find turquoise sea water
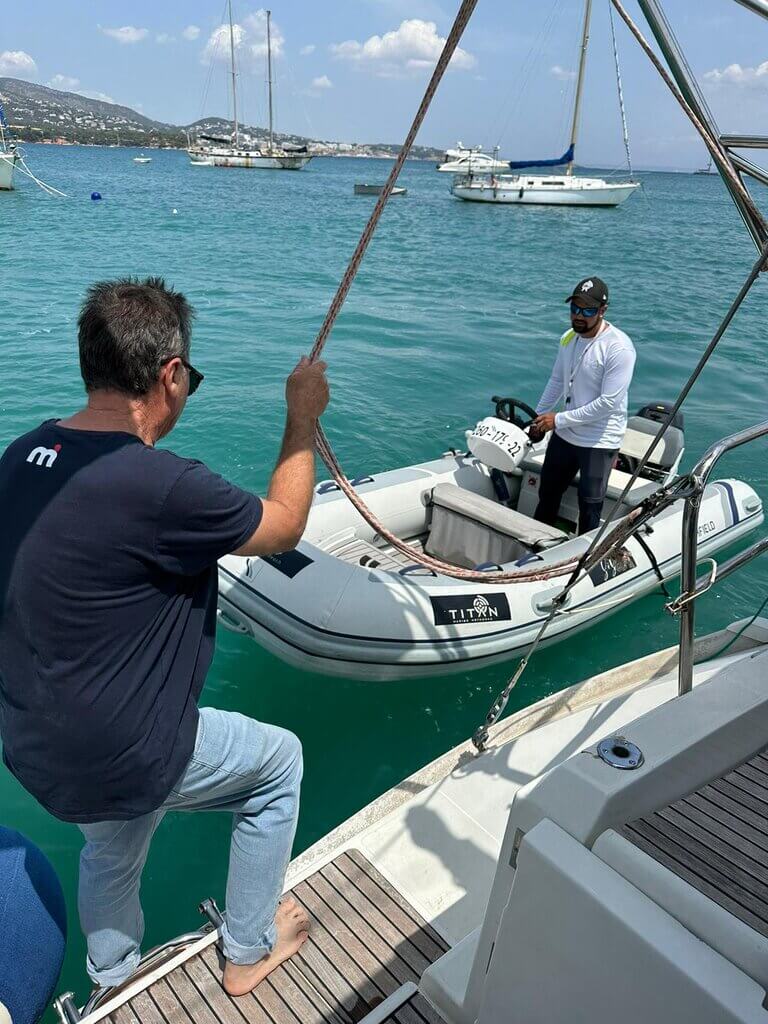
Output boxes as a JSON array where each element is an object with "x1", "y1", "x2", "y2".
[{"x1": 2, "y1": 145, "x2": 767, "y2": 1006}]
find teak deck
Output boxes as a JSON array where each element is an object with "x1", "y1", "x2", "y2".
[
  {"x1": 106, "y1": 850, "x2": 448, "y2": 1024},
  {"x1": 620, "y1": 745, "x2": 768, "y2": 939}
]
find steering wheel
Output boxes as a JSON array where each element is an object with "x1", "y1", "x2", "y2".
[{"x1": 491, "y1": 396, "x2": 538, "y2": 429}]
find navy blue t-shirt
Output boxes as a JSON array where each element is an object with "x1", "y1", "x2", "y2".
[{"x1": 0, "y1": 421, "x2": 262, "y2": 822}]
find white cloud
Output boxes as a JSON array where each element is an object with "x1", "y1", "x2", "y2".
[
  {"x1": 0, "y1": 50, "x2": 38, "y2": 79},
  {"x1": 300, "y1": 44, "x2": 316, "y2": 56},
  {"x1": 48, "y1": 73, "x2": 80, "y2": 90},
  {"x1": 311, "y1": 74, "x2": 332, "y2": 89},
  {"x1": 330, "y1": 19, "x2": 475, "y2": 78},
  {"x1": 203, "y1": 9, "x2": 284, "y2": 68},
  {"x1": 551, "y1": 64, "x2": 576, "y2": 81},
  {"x1": 156, "y1": 33, "x2": 174, "y2": 44},
  {"x1": 703, "y1": 61, "x2": 768, "y2": 90},
  {"x1": 183, "y1": 25, "x2": 201, "y2": 41},
  {"x1": 100, "y1": 26, "x2": 149, "y2": 45}
]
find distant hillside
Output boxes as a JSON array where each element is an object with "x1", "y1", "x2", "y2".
[{"x1": 0, "y1": 77, "x2": 443, "y2": 159}]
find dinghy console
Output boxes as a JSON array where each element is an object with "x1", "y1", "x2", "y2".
[{"x1": 464, "y1": 396, "x2": 537, "y2": 473}]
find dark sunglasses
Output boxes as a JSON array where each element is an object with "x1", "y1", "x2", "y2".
[
  {"x1": 182, "y1": 359, "x2": 204, "y2": 395},
  {"x1": 164, "y1": 356, "x2": 204, "y2": 395},
  {"x1": 570, "y1": 302, "x2": 600, "y2": 318}
]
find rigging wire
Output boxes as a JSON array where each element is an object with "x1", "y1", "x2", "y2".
[
  {"x1": 470, "y1": 234, "x2": 768, "y2": 751},
  {"x1": 608, "y1": 0, "x2": 633, "y2": 178}
]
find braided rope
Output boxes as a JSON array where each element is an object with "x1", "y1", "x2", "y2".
[{"x1": 307, "y1": 0, "x2": 596, "y2": 584}]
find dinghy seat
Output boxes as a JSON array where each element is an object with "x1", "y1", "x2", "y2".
[
  {"x1": 618, "y1": 416, "x2": 684, "y2": 473},
  {"x1": 426, "y1": 483, "x2": 568, "y2": 570}
]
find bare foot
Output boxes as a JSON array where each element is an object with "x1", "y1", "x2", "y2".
[{"x1": 222, "y1": 897, "x2": 310, "y2": 997}]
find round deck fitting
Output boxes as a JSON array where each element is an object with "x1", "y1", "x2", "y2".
[{"x1": 597, "y1": 736, "x2": 644, "y2": 770}]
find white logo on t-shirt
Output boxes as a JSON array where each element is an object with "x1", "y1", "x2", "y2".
[{"x1": 26, "y1": 445, "x2": 61, "y2": 468}]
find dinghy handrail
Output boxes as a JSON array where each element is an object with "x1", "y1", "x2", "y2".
[{"x1": 674, "y1": 419, "x2": 768, "y2": 696}]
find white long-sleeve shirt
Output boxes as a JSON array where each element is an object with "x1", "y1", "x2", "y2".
[{"x1": 536, "y1": 321, "x2": 636, "y2": 449}]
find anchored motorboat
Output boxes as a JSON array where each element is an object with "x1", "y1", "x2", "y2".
[
  {"x1": 354, "y1": 183, "x2": 407, "y2": 196},
  {"x1": 436, "y1": 143, "x2": 509, "y2": 174},
  {"x1": 217, "y1": 399, "x2": 762, "y2": 680},
  {"x1": 133, "y1": 154, "x2": 152, "y2": 164}
]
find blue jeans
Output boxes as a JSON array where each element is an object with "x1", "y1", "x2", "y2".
[{"x1": 77, "y1": 707, "x2": 303, "y2": 989}]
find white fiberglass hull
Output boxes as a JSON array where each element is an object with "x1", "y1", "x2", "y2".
[
  {"x1": 188, "y1": 147, "x2": 311, "y2": 170},
  {"x1": 452, "y1": 175, "x2": 639, "y2": 207},
  {"x1": 0, "y1": 151, "x2": 18, "y2": 190},
  {"x1": 437, "y1": 158, "x2": 509, "y2": 173},
  {"x1": 217, "y1": 454, "x2": 762, "y2": 681}
]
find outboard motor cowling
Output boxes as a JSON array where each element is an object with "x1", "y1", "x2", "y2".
[{"x1": 466, "y1": 417, "x2": 531, "y2": 473}]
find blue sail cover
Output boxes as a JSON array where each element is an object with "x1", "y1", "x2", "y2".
[{"x1": 507, "y1": 144, "x2": 574, "y2": 170}]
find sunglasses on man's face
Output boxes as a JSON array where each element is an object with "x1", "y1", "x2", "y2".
[
  {"x1": 570, "y1": 302, "x2": 600, "y2": 318},
  {"x1": 181, "y1": 359, "x2": 204, "y2": 395}
]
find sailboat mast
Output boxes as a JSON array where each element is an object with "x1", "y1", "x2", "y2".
[
  {"x1": 566, "y1": 0, "x2": 592, "y2": 176},
  {"x1": 228, "y1": 0, "x2": 239, "y2": 148},
  {"x1": 266, "y1": 10, "x2": 274, "y2": 153}
]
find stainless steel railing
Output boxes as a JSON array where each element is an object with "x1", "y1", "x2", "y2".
[{"x1": 675, "y1": 419, "x2": 768, "y2": 695}]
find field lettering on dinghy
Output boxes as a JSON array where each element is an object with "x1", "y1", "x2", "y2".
[
  {"x1": 431, "y1": 593, "x2": 511, "y2": 626},
  {"x1": 698, "y1": 520, "x2": 717, "y2": 538},
  {"x1": 261, "y1": 549, "x2": 314, "y2": 578}
]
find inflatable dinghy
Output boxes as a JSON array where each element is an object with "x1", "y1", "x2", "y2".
[{"x1": 217, "y1": 399, "x2": 763, "y2": 680}]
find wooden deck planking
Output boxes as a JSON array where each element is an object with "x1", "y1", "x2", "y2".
[
  {"x1": 620, "y1": 745, "x2": 768, "y2": 940},
  {"x1": 106, "y1": 850, "x2": 448, "y2": 1024}
]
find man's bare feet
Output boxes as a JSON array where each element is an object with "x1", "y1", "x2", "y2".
[{"x1": 222, "y1": 897, "x2": 310, "y2": 997}]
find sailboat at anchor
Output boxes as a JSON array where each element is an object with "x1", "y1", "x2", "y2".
[
  {"x1": 188, "y1": 4, "x2": 312, "y2": 171},
  {"x1": 452, "y1": 0, "x2": 639, "y2": 207}
]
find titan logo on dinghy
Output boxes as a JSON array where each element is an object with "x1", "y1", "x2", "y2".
[
  {"x1": 262, "y1": 549, "x2": 313, "y2": 578},
  {"x1": 430, "y1": 593, "x2": 511, "y2": 626}
]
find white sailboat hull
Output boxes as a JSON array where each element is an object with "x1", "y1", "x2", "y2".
[
  {"x1": 0, "y1": 151, "x2": 18, "y2": 190},
  {"x1": 188, "y1": 147, "x2": 311, "y2": 170},
  {"x1": 452, "y1": 174, "x2": 639, "y2": 207}
]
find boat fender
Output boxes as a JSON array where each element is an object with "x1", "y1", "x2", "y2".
[{"x1": 518, "y1": 187, "x2": 524, "y2": 199}]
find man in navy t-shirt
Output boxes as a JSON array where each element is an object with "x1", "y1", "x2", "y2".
[{"x1": 0, "y1": 277, "x2": 328, "y2": 997}]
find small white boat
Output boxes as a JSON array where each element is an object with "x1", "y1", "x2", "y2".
[
  {"x1": 0, "y1": 148, "x2": 18, "y2": 190},
  {"x1": 451, "y1": 173, "x2": 639, "y2": 207},
  {"x1": 133, "y1": 155, "x2": 152, "y2": 164},
  {"x1": 0, "y1": 102, "x2": 19, "y2": 190},
  {"x1": 354, "y1": 183, "x2": 407, "y2": 196},
  {"x1": 217, "y1": 401, "x2": 763, "y2": 680},
  {"x1": 437, "y1": 143, "x2": 509, "y2": 174}
]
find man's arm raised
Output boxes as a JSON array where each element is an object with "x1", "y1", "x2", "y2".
[{"x1": 233, "y1": 356, "x2": 329, "y2": 557}]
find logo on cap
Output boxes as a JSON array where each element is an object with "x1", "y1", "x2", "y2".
[{"x1": 581, "y1": 280, "x2": 594, "y2": 292}]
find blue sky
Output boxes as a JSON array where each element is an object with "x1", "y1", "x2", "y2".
[{"x1": 1, "y1": 0, "x2": 765, "y2": 169}]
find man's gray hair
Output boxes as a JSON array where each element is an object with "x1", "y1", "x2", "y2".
[{"x1": 78, "y1": 277, "x2": 195, "y2": 396}]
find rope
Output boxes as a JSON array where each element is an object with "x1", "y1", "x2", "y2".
[
  {"x1": 608, "y1": 0, "x2": 633, "y2": 178},
  {"x1": 15, "y1": 155, "x2": 67, "y2": 198},
  {"x1": 470, "y1": 236, "x2": 768, "y2": 750}
]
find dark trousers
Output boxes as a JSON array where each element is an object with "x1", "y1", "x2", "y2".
[{"x1": 534, "y1": 432, "x2": 617, "y2": 535}]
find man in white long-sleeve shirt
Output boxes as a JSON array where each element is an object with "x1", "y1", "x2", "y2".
[{"x1": 530, "y1": 276, "x2": 636, "y2": 534}]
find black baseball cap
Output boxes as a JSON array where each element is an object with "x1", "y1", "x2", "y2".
[{"x1": 565, "y1": 277, "x2": 609, "y2": 307}]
